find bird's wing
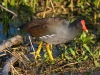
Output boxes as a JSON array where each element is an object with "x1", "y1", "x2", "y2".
[{"x1": 24, "y1": 18, "x2": 69, "y2": 38}]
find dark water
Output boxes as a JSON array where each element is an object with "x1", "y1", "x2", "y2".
[
  {"x1": 0, "y1": 24, "x2": 6, "y2": 40},
  {"x1": 0, "y1": 23, "x2": 19, "y2": 43}
]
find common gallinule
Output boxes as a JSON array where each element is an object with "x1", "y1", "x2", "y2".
[{"x1": 18, "y1": 17, "x2": 88, "y2": 60}]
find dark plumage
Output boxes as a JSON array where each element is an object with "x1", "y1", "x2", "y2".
[{"x1": 18, "y1": 17, "x2": 88, "y2": 44}]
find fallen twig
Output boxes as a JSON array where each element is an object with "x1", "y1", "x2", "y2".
[
  {"x1": 1, "y1": 56, "x2": 18, "y2": 75},
  {"x1": 0, "y1": 35, "x2": 23, "y2": 52},
  {"x1": 0, "y1": 4, "x2": 17, "y2": 17}
]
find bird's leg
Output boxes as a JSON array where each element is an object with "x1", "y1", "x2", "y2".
[
  {"x1": 46, "y1": 44, "x2": 54, "y2": 61},
  {"x1": 35, "y1": 41, "x2": 43, "y2": 59}
]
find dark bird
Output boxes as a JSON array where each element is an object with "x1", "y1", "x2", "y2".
[{"x1": 18, "y1": 17, "x2": 88, "y2": 60}]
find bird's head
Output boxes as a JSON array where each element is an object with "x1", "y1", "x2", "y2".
[{"x1": 71, "y1": 18, "x2": 88, "y2": 32}]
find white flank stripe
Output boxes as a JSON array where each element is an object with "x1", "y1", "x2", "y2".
[
  {"x1": 51, "y1": 34, "x2": 55, "y2": 36},
  {"x1": 39, "y1": 37, "x2": 43, "y2": 39},
  {"x1": 42, "y1": 36, "x2": 47, "y2": 39},
  {"x1": 46, "y1": 35, "x2": 52, "y2": 38}
]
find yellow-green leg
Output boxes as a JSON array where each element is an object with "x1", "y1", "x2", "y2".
[
  {"x1": 35, "y1": 41, "x2": 43, "y2": 59},
  {"x1": 46, "y1": 44, "x2": 54, "y2": 61}
]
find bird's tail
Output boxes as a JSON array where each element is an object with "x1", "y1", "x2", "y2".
[{"x1": 17, "y1": 24, "x2": 25, "y2": 30}]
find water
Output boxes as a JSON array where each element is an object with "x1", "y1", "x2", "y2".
[
  {"x1": 0, "y1": 24, "x2": 6, "y2": 41},
  {"x1": 0, "y1": 23, "x2": 19, "y2": 43}
]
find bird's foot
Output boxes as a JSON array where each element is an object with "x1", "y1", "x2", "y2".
[
  {"x1": 35, "y1": 41, "x2": 43, "y2": 59},
  {"x1": 46, "y1": 44, "x2": 54, "y2": 61}
]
